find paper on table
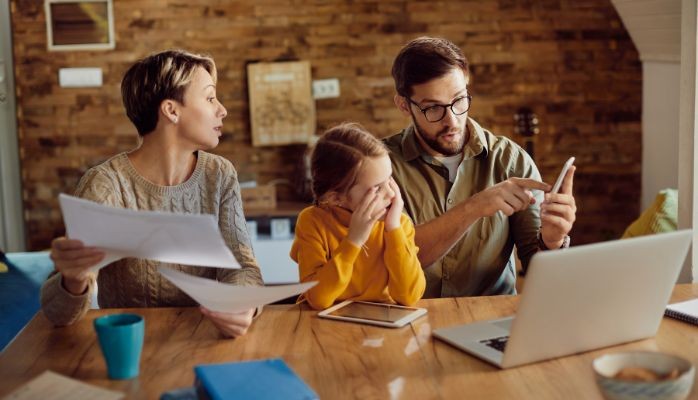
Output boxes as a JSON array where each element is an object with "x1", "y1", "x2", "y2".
[
  {"x1": 4, "y1": 370, "x2": 124, "y2": 400},
  {"x1": 667, "y1": 298, "x2": 698, "y2": 317},
  {"x1": 158, "y1": 266, "x2": 317, "y2": 313},
  {"x1": 59, "y1": 194, "x2": 240, "y2": 271},
  {"x1": 665, "y1": 298, "x2": 698, "y2": 325}
]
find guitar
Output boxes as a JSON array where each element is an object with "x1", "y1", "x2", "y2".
[{"x1": 514, "y1": 107, "x2": 539, "y2": 159}]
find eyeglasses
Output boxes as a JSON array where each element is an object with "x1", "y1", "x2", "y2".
[{"x1": 406, "y1": 94, "x2": 472, "y2": 123}]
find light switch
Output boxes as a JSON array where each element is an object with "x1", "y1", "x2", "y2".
[
  {"x1": 0, "y1": 61, "x2": 6, "y2": 103},
  {"x1": 59, "y1": 68, "x2": 103, "y2": 88},
  {"x1": 312, "y1": 78, "x2": 340, "y2": 99}
]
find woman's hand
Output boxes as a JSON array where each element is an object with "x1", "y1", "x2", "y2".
[
  {"x1": 347, "y1": 187, "x2": 384, "y2": 247},
  {"x1": 384, "y1": 178, "x2": 404, "y2": 232},
  {"x1": 50, "y1": 237, "x2": 105, "y2": 295},
  {"x1": 200, "y1": 307, "x2": 255, "y2": 338}
]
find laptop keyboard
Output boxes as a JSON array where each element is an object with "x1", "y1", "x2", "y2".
[{"x1": 479, "y1": 336, "x2": 509, "y2": 352}]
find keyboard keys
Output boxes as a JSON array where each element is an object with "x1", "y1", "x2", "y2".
[{"x1": 479, "y1": 336, "x2": 509, "y2": 352}]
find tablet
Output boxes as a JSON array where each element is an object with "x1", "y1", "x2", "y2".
[{"x1": 317, "y1": 300, "x2": 427, "y2": 328}]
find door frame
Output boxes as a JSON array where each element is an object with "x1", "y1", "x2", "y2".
[
  {"x1": 678, "y1": 0, "x2": 698, "y2": 282},
  {"x1": 0, "y1": 1, "x2": 26, "y2": 252}
]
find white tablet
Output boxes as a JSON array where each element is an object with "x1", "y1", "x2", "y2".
[{"x1": 317, "y1": 300, "x2": 427, "y2": 328}]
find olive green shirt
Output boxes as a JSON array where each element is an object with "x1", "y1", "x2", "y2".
[{"x1": 384, "y1": 118, "x2": 542, "y2": 298}]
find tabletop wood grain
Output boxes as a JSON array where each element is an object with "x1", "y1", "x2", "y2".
[{"x1": 1, "y1": 284, "x2": 697, "y2": 399}]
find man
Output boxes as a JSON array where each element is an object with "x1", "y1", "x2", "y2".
[{"x1": 384, "y1": 37, "x2": 576, "y2": 297}]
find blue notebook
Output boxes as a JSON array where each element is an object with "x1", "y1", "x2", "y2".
[{"x1": 194, "y1": 358, "x2": 318, "y2": 400}]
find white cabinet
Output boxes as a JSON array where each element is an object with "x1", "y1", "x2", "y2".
[{"x1": 250, "y1": 236, "x2": 299, "y2": 284}]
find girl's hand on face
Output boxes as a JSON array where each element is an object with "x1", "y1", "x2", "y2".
[
  {"x1": 384, "y1": 178, "x2": 404, "y2": 232},
  {"x1": 347, "y1": 187, "x2": 385, "y2": 247}
]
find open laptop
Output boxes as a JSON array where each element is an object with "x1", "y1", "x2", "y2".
[{"x1": 433, "y1": 230, "x2": 692, "y2": 369}]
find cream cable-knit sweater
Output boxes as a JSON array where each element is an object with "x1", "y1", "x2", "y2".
[{"x1": 40, "y1": 151, "x2": 263, "y2": 325}]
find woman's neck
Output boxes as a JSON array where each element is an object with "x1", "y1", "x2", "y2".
[{"x1": 127, "y1": 131, "x2": 198, "y2": 186}]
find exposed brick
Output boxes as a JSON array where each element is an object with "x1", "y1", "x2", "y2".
[{"x1": 11, "y1": 0, "x2": 641, "y2": 249}]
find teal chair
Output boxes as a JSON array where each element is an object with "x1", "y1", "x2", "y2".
[{"x1": 0, "y1": 250, "x2": 54, "y2": 351}]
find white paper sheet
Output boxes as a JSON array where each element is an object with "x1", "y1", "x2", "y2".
[
  {"x1": 59, "y1": 194, "x2": 240, "y2": 271},
  {"x1": 158, "y1": 266, "x2": 317, "y2": 313},
  {"x1": 667, "y1": 298, "x2": 698, "y2": 318},
  {"x1": 4, "y1": 370, "x2": 124, "y2": 400}
]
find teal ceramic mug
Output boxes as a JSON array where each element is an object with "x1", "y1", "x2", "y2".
[{"x1": 93, "y1": 313, "x2": 144, "y2": 380}]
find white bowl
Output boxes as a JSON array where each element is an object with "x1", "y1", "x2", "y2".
[{"x1": 592, "y1": 351, "x2": 695, "y2": 400}]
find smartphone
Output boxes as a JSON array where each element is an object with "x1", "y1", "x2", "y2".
[{"x1": 550, "y1": 157, "x2": 575, "y2": 194}]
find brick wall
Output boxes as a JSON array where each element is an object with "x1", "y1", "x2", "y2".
[{"x1": 10, "y1": 0, "x2": 641, "y2": 250}]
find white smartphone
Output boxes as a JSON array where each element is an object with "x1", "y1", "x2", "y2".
[
  {"x1": 550, "y1": 157, "x2": 575, "y2": 194},
  {"x1": 318, "y1": 300, "x2": 427, "y2": 328}
]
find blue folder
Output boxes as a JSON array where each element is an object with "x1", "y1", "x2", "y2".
[{"x1": 194, "y1": 358, "x2": 318, "y2": 400}]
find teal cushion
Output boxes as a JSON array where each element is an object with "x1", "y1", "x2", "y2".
[
  {"x1": 6, "y1": 251, "x2": 54, "y2": 286},
  {"x1": 0, "y1": 251, "x2": 54, "y2": 350}
]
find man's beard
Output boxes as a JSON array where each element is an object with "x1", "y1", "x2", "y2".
[{"x1": 410, "y1": 113, "x2": 466, "y2": 156}]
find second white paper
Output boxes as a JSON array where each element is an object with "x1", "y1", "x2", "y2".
[{"x1": 158, "y1": 266, "x2": 317, "y2": 313}]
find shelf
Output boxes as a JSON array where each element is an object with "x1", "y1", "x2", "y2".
[{"x1": 244, "y1": 201, "x2": 309, "y2": 218}]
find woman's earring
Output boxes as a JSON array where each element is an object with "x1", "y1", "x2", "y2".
[{"x1": 172, "y1": 117, "x2": 178, "y2": 124}]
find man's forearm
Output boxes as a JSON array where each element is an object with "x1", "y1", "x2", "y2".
[{"x1": 414, "y1": 200, "x2": 480, "y2": 267}]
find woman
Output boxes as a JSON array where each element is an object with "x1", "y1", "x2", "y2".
[{"x1": 41, "y1": 50, "x2": 263, "y2": 338}]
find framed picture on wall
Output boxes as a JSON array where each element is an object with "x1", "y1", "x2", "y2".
[
  {"x1": 247, "y1": 61, "x2": 316, "y2": 146},
  {"x1": 44, "y1": 0, "x2": 115, "y2": 51}
]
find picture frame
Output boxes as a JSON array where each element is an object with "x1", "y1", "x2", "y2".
[
  {"x1": 247, "y1": 61, "x2": 316, "y2": 146},
  {"x1": 44, "y1": 0, "x2": 115, "y2": 51}
]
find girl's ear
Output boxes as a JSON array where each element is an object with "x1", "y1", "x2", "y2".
[{"x1": 320, "y1": 191, "x2": 346, "y2": 207}]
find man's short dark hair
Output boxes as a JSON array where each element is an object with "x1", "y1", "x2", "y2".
[{"x1": 391, "y1": 37, "x2": 469, "y2": 98}]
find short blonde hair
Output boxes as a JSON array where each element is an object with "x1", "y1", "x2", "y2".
[{"x1": 121, "y1": 49, "x2": 217, "y2": 136}]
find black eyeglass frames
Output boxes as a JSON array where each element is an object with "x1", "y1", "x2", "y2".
[{"x1": 406, "y1": 94, "x2": 472, "y2": 123}]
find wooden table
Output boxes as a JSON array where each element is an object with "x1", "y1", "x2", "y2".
[{"x1": 1, "y1": 284, "x2": 697, "y2": 399}]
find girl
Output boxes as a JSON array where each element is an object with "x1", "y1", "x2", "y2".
[{"x1": 290, "y1": 123, "x2": 425, "y2": 310}]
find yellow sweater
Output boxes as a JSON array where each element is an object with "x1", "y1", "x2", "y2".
[{"x1": 290, "y1": 206, "x2": 425, "y2": 310}]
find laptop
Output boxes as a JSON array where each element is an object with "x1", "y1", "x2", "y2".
[{"x1": 433, "y1": 230, "x2": 692, "y2": 369}]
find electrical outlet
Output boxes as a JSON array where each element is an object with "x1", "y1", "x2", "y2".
[
  {"x1": 0, "y1": 61, "x2": 7, "y2": 103},
  {"x1": 312, "y1": 78, "x2": 340, "y2": 99},
  {"x1": 59, "y1": 68, "x2": 103, "y2": 88}
]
